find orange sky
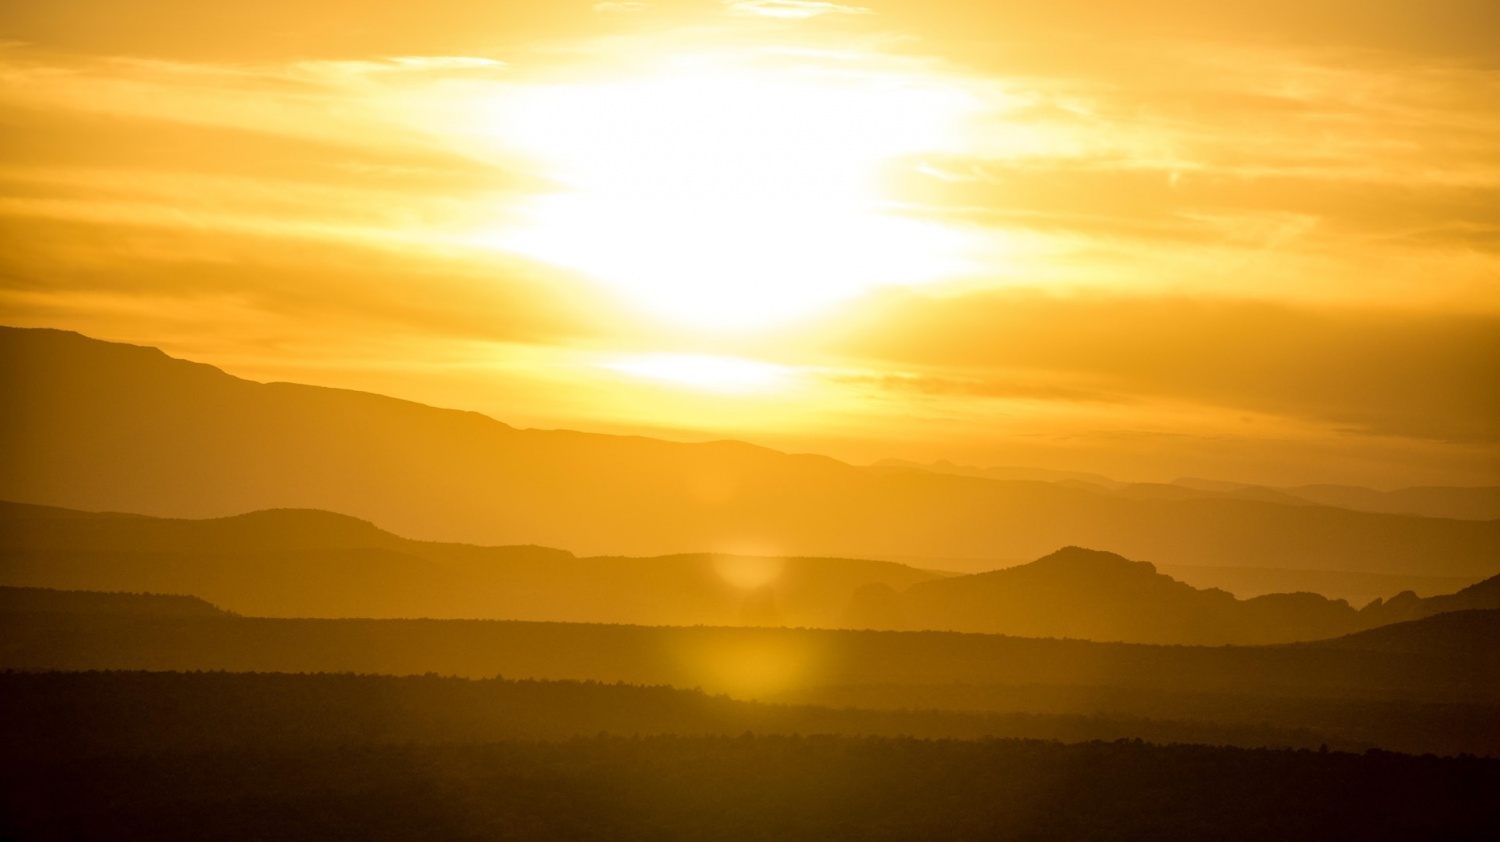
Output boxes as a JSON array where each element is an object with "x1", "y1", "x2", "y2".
[{"x1": 1, "y1": 0, "x2": 1497, "y2": 487}]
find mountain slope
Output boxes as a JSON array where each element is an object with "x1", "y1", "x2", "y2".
[
  {"x1": 1283, "y1": 484, "x2": 1500, "y2": 521},
  {"x1": 1359, "y1": 574, "x2": 1500, "y2": 628},
  {"x1": 8, "y1": 503, "x2": 1496, "y2": 644},
  {"x1": 888, "y1": 461, "x2": 1500, "y2": 521},
  {"x1": 0, "y1": 585, "x2": 230, "y2": 618},
  {"x1": 866, "y1": 547, "x2": 1360, "y2": 644},
  {"x1": 5, "y1": 591, "x2": 1496, "y2": 708},
  {"x1": 3, "y1": 327, "x2": 1497, "y2": 576},
  {"x1": 1303, "y1": 609, "x2": 1500, "y2": 662},
  {"x1": 0, "y1": 500, "x2": 938, "y2": 626},
  {"x1": 859, "y1": 547, "x2": 1500, "y2": 645}
]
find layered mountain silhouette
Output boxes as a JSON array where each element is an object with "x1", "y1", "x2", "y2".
[
  {"x1": 7, "y1": 584, "x2": 1496, "y2": 702},
  {"x1": 1200, "y1": 480, "x2": 1500, "y2": 522},
  {"x1": 849, "y1": 546, "x2": 1500, "y2": 644},
  {"x1": 0, "y1": 501, "x2": 935, "y2": 627},
  {"x1": 876, "y1": 459, "x2": 1500, "y2": 521},
  {"x1": 0, "y1": 584, "x2": 230, "y2": 619},
  {"x1": 3, "y1": 327, "x2": 1496, "y2": 580},
  {"x1": 1145, "y1": 563, "x2": 1481, "y2": 608},
  {"x1": 4, "y1": 501, "x2": 1495, "y2": 644},
  {"x1": 5, "y1": 584, "x2": 1498, "y2": 757}
]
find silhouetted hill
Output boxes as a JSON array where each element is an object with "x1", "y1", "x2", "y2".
[
  {"x1": 865, "y1": 547, "x2": 1345, "y2": 644},
  {"x1": 6, "y1": 594, "x2": 1496, "y2": 705},
  {"x1": 1157, "y1": 479, "x2": 1500, "y2": 520},
  {"x1": 1153, "y1": 563, "x2": 1484, "y2": 607},
  {"x1": 1284, "y1": 484, "x2": 1500, "y2": 521},
  {"x1": 4, "y1": 328, "x2": 1496, "y2": 577},
  {"x1": 870, "y1": 459, "x2": 1123, "y2": 488},
  {"x1": 1435, "y1": 575, "x2": 1500, "y2": 610},
  {"x1": 8, "y1": 503, "x2": 1495, "y2": 642},
  {"x1": 892, "y1": 460, "x2": 1500, "y2": 520},
  {"x1": 1305, "y1": 609, "x2": 1500, "y2": 662},
  {"x1": 0, "y1": 586, "x2": 230, "y2": 618},
  {"x1": 852, "y1": 547, "x2": 1500, "y2": 645},
  {"x1": 1359, "y1": 576, "x2": 1500, "y2": 629},
  {"x1": 1, "y1": 501, "x2": 411, "y2": 553},
  {"x1": 4, "y1": 597, "x2": 1498, "y2": 755},
  {"x1": 0, "y1": 501, "x2": 937, "y2": 625}
]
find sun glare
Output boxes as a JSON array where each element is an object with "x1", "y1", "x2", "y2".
[
  {"x1": 486, "y1": 56, "x2": 979, "y2": 329},
  {"x1": 599, "y1": 352, "x2": 794, "y2": 393}
]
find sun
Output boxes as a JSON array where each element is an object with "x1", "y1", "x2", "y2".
[{"x1": 483, "y1": 54, "x2": 979, "y2": 330}]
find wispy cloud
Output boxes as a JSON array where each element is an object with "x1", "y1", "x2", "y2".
[
  {"x1": 387, "y1": 56, "x2": 507, "y2": 71},
  {"x1": 831, "y1": 290, "x2": 1500, "y2": 443},
  {"x1": 3, "y1": 2, "x2": 1497, "y2": 485},
  {"x1": 725, "y1": 1, "x2": 871, "y2": 20}
]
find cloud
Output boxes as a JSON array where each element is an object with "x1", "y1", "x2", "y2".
[
  {"x1": 0, "y1": 206, "x2": 607, "y2": 333},
  {"x1": 824, "y1": 370, "x2": 1130, "y2": 406},
  {"x1": 830, "y1": 290, "x2": 1500, "y2": 443},
  {"x1": 858, "y1": 1, "x2": 1500, "y2": 66},
  {"x1": 386, "y1": 56, "x2": 507, "y2": 71},
  {"x1": 725, "y1": 1, "x2": 870, "y2": 20},
  {"x1": 0, "y1": 1, "x2": 602, "y2": 62},
  {"x1": 0, "y1": 55, "x2": 608, "y2": 357},
  {"x1": 2, "y1": 0, "x2": 1496, "y2": 488}
]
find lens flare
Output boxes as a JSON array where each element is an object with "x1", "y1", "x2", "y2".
[{"x1": 713, "y1": 554, "x2": 786, "y2": 591}]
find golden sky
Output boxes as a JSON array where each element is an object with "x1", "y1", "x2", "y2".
[{"x1": 1, "y1": 0, "x2": 1497, "y2": 487}]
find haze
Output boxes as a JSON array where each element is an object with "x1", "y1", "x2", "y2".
[
  {"x1": 5, "y1": 5, "x2": 1500, "y2": 837},
  {"x1": 2, "y1": 0, "x2": 1497, "y2": 488}
]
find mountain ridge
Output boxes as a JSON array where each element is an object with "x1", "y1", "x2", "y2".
[
  {"x1": 5, "y1": 501, "x2": 1496, "y2": 645},
  {"x1": 3, "y1": 326, "x2": 1497, "y2": 577},
  {"x1": 861, "y1": 546, "x2": 1344, "y2": 644},
  {"x1": 0, "y1": 499, "x2": 937, "y2": 627},
  {"x1": 884, "y1": 459, "x2": 1500, "y2": 520}
]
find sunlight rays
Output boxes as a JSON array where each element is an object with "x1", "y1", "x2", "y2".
[
  {"x1": 598, "y1": 352, "x2": 795, "y2": 393},
  {"x1": 482, "y1": 55, "x2": 985, "y2": 328},
  {"x1": 4, "y1": 1, "x2": 1498, "y2": 487}
]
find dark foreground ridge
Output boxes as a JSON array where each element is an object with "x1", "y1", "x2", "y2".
[
  {"x1": 5, "y1": 592, "x2": 1499, "y2": 756},
  {"x1": 0, "y1": 670, "x2": 1374, "y2": 755},
  {"x1": 3, "y1": 731, "x2": 1495, "y2": 842}
]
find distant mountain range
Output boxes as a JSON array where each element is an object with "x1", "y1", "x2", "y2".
[
  {"x1": 2, "y1": 327, "x2": 1497, "y2": 581},
  {"x1": 855, "y1": 545, "x2": 1500, "y2": 645},
  {"x1": 873, "y1": 460, "x2": 1500, "y2": 521},
  {"x1": 4, "y1": 501, "x2": 1495, "y2": 645},
  {"x1": 0, "y1": 501, "x2": 936, "y2": 628}
]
